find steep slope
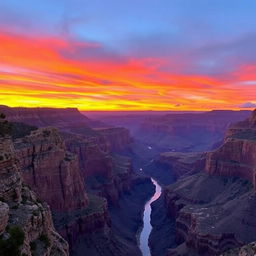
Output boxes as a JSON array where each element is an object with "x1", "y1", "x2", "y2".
[
  {"x1": 13, "y1": 127, "x2": 112, "y2": 249},
  {"x1": 162, "y1": 109, "x2": 256, "y2": 256},
  {"x1": 15, "y1": 127, "x2": 89, "y2": 212},
  {"x1": 205, "y1": 109, "x2": 256, "y2": 187},
  {"x1": 0, "y1": 133, "x2": 69, "y2": 256}
]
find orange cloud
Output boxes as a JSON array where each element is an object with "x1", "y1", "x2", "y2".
[{"x1": 0, "y1": 31, "x2": 255, "y2": 110}]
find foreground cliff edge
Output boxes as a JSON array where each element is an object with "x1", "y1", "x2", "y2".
[{"x1": 0, "y1": 115, "x2": 69, "y2": 256}]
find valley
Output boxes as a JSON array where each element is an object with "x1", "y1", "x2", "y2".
[{"x1": 0, "y1": 106, "x2": 256, "y2": 256}]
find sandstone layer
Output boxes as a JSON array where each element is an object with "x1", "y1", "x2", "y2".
[{"x1": 0, "y1": 135, "x2": 69, "y2": 256}]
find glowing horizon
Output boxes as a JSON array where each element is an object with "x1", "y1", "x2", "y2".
[{"x1": 0, "y1": 1, "x2": 256, "y2": 111}]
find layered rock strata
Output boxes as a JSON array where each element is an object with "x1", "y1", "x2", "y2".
[
  {"x1": 157, "y1": 152, "x2": 204, "y2": 179},
  {"x1": 14, "y1": 127, "x2": 89, "y2": 212},
  {"x1": 165, "y1": 174, "x2": 255, "y2": 256},
  {"x1": 12, "y1": 127, "x2": 112, "y2": 249},
  {"x1": 205, "y1": 109, "x2": 256, "y2": 189},
  {"x1": 164, "y1": 110, "x2": 256, "y2": 255},
  {"x1": 0, "y1": 135, "x2": 69, "y2": 256}
]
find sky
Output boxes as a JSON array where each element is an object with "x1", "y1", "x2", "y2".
[{"x1": 0, "y1": 0, "x2": 256, "y2": 111}]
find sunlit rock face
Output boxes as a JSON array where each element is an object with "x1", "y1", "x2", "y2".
[
  {"x1": 0, "y1": 106, "x2": 91, "y2": 129},
  {"x1": 0, "y1": 135, "x2": 69, "y2": 256},
  {"x1": 15, "y1": 127, "x2": 89, "y2": 212},
  {"x1": 12, "y1": 127, "x2": 111, "y2": 249},
  {"x1": 3, "y1": 108, "x2": 135, "y2": 252}
]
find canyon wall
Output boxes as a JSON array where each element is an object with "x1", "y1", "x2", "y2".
[
  {"x1": 0, "y1": 135, "x2": 69, "y2": 256},
  {"x1": 163, "y1": 109, "x2": 256, "y2": 256},
  {"x1": 137, "y1": 110, "x2": 251, "y2": 152},
  {"x1": 205, "y1": 109, "x2": 256, "y2": 189},
  {"x1": 2, "y1": 106, "x2": 133, "y2": 204},
  {"x1": 94, "y1": 127, "x2": 132, "y2": 152},
  {"x1": 65, "y1": 133, "x2": 133, "y2": 203},
  {"x1": 0, "y1": 106, "x2": 147, "y2": 256},
  {"x1": 15, "y1": 127, "x2": 89, "y2": 212},
  {"x1": 1, "y1": 107, "x2": 136, "y2": 254},
  {"x1": 156, "y1": 152, "x2": 205, "y2": 179},
  {"x1": 13, "y1": 127, "x2": 111, "y2": 248},
  {"x1": 0, "y1": 105, "x2": 90, "y2": 129}
]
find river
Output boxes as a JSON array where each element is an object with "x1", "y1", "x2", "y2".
[{"x1": 139, "y1": 178, "x2": 162, "y2": 256}]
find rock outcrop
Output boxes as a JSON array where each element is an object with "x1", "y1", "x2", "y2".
[
  {"x1": 221, "y1": 241, "x2": 256, "y2": 256},
  {"x1": 0, "y1": 107, "x2": 144, "y2": 256},
  {"x1": 13, "y1": 127, "x2": 112, "y2": 249},
  {"x1": 163, "y1": 110, "x2": 256, "y2": 256},
  {"x1": 205, "y1": 109, "x2": 256, "y2": 189},
  {"x1": 1, "y1": 106, "x2": 133, "y2": 204},
  {"x1": 63, "y1": 131, "x2": 133, "y2": 204},
  {"x1": 0, "y1": 134, "x2": 69, "y2": 256},
  {"x1": 15, "y1": 127, "x2": 89, "y2": 212},
  {"x1": 157, "y1": 152, "x2": 204, "y2": 179},
  {"x1": 165, "y1": 173, "x2": 255, "y2": 256},
  {"x1": 94, "y1": 127, "x2": 132, "y2": 152},
  {"x1": 0, "y1": 105, "x2": 108, "y2": 131}
]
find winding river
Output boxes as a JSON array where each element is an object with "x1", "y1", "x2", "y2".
[{"x1": 139, "y1": 178, "x2": 162, "y2": 256}]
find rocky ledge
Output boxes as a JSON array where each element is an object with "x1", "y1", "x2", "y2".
[
  {"x1": 64, "y1": 132, "x2": 134, "y2": 204},
  {"x1": 0, "y1": 135, "x2": 69, "y2": 256},
  {"x1": 157, "y1": 151, "x2": 205, "y2": 179},
  {"x1": 12, "y1": 127, "x2": 114, "y2": 250},
  {"x1": 205, "y1": 109, "x2": 256, "y2": 189},
  {"x1": 165, "y1": 173, "x2": 255, "y2": 256},
  {"x1": 14, "y1": 127, "x2": 89, "y2": 212},
  {"x1": 162, "y1": 110, "x2": 256, "y2": 255}
]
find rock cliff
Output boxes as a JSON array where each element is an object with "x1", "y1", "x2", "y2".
[
  {"x1": 0, "y1": 105, "x2": 109, "y2": 132},
  {"x1": 94, "y1": 127, "x2": 132, "y2": 152},
  {"x1": 205, "y1": 109, "x2": 256, "y2": 189},
  {"x1": 157, "y1": 152, "x2": 204, "y2": 179},
  {"x1": 163, "y1": 110, "x2": 256, "y2": 255},
  {"x1": 12, "y1": 127, "x2": 112, "y2": 249},
  {"x1": 63, "y1": 131, "x2": 133, "y2": 204},
  {"x1": 0, "y1": 134, "x2": 69, "y2": 256},
  {"x1": 1, "y1": 107, "x2": 146, "y2": 256},
  {"x1": 14, "y1": 127, "x2": 89, "y2": 212},
  {"x1": 138, "y1": 110, "x2": 251, "y2": 152}
]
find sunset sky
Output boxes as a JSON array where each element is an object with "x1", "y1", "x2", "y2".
[{"x1": 0, "y1": 0, "x2": 256, "y2": 110}]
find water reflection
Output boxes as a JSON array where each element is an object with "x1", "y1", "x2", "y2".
[{"x1": 139, "y1": 178, "x2": 162, "y2": 256}]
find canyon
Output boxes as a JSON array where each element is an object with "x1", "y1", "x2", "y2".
[
  {"x1": 0, "y1": 106, "x2": 154, "y2": 256},
  {"x1": 1, "y1": 106, "x2": 256, "y2": 256},
  {"x1": 148, "y1": 109, "x2": 256, "y2": 256}
]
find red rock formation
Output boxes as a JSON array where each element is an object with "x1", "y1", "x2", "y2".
[
  {"x1": 15, "y1": 127, "x2": 89, "y2": 212},
  {"x1": 205, "y1": 109, "x2": 256, "y2": 189},
  {"x1": 0, "y1": 135, "x2": 69, "y2": 256},
  {"x1": 164, "y1": 110, "x2": 256, "y2": 255},
  {"x1": 54, "y1": 195, "x2": 110, "y2": 248},
  {"x1": 12, "y1": 127, "x2": 113, "y2": 249},
  {"x1": 0, "y1": 105, "x2": 90, "y2": 129},
  {"x1": 63, "y1": 132, "x2": 133, "y2": 204},
  {"x1": 1, "y1": 106, "x2": 136, "y2": 251},
  {"x1": 94, "y1": 127, "x2": 132, "y2": 152}
]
